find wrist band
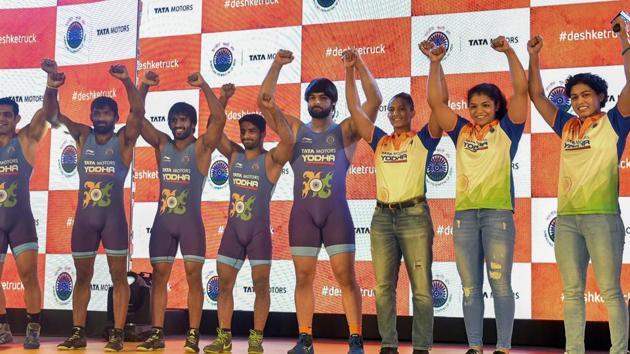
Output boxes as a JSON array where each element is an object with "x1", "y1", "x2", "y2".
[
  {"x1": 46, "y1": 84, "x2": 58, "y2": 90},
  {"x1": 623, "y1": 46, "x2": 630, "y2": 56}
]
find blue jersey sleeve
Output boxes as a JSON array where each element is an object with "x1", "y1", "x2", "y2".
[
  {"x1": 608, "y1": 105, "x2": 630, "y2": 140},
  {"x1": 446, "y1": 116, "x2": 469, "y2": 145},
  {"x1": 552, "y1": 109, "x2": 574, "y2": 137},
  {"x1": 417, "y1": 125, "x2": 441, "y2": 153},
  {"x1": 370, "y1": 126, "x2": 387, "y2": 151}
]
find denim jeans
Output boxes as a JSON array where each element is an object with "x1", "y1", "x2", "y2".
[
  {"x1": 453, "y1": 209, "x2": 515, "y2": 350},
  {"x1": 370, "y1": 202, "x2": 434, "y2": 350},
  {"x1": 555, "y1": 214, "x2": 628, "y2": 354}
]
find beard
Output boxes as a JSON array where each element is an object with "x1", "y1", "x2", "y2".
[
  {"x1": 93, "y1": 124, "x2": 114, "y2": 134},
  {"x1": 242, "y1": 140, "x2": 259, "y2": 150},
  {"x1": 308, "y1": 105, "x2": 333, "y2": 119},
  {"x1": 173, "y1": 129, "x2": 193, "y2": 140}
]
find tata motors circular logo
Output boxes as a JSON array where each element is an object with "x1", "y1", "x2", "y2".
[
  {"x1": 314, "y1": 0, "x2": 338, "y2": 11},
  {"x1": 211, "y1": 43, "x2": 236, "y2": 76},
  {"x1": 65, "y1": 17, "x2": 86, "y2": 53},
  {"x1": 428, "y1": 31, "x2": 450, "y2": 50},
  {"x1": 548, "y1": 86, "x2": 571, "y2": 113},
  {"x1": 59, "y1": 142, "x2": 78, "y2": 177},
  {"x1": 432, "y1": 279, "x2": 450, "y2": 310},
  {"x1": 206, "y1": 275, "x2": 220, "y2": 302},
  {"x1": 543, "y1": 211, "x2": 557, "y2": 247},
  {"x1": 427, "y1": 154, "x2": 449, "y2": 182},
  {"x1": 55, "y1": 271, "x2": 74, "y2": 304},
  {"x1": 210, "y1": 160, "x2": 229, "y2": 188}
]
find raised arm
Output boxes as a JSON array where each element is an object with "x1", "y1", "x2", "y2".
[
  {"x1": 491, "y1": 36, "x2": 528, "y2": 123},
  {"x1": 528, "y1": 35, "x2": 558, "y2": 127},
  {"x1": 354, "y1": 53, "x2": 383, "y2": 122},
  {"x1": 614, "y1": 16, "x2": 630, "y2": 115},
  {"x1": 189, "y1": 73, "x2": 226, "y2": 152},
  {"x1": 214, "y1": 83, "x2": 243, "y2": 159},
  {"x1": 138, "y1": 71, "x2": 169, "y2": 149},
  {"x1": 260, "y1": 92, "x2": 295, "y2": 165},
  {"x1": 40, "y1": 59, "x2": 90, "y2": 142},
  {"x1": 109, "y1": 64, "x2": 144, "y2": 144},
  {"x1": 343, "y1": 50, "x2": 373, "y2": 142},
  {"x1": 421, "y1": 42, "x2": 457, "y2": 132},
  {"x1": 258, "y1": 50, "x2": 301, "y2": 132}
]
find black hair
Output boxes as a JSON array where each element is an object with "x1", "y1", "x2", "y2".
[
  {"x1": 239, "y1": 114, "x2": 266, "y2": 132},
  {"x1": 467, "y1": 83, "x2": 507, "y2": 119},
  {"x1": 389, "y1": 92, "x2": 415, "y2": 111},
  {"x1": 565, "y1": 73, "x2": 608, "y2": 108},
  {"x1": 90, "y1": 96, "x2": 119, "y2": 118},
  {"x1": 304, "y1": 78, "x2": 338, "y2": 103},
  {"x1": 0, "y1": 97, "x2": 19, "y2": 116},
  {"x1": 168, "y1": 102, "x2": 198, "y2": 126}
]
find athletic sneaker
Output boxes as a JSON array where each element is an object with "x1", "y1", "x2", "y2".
[
  {"x1": 23, "y1": 322, "x2": 40, "y2": 349},
  {"x1": 465, "y1": 350, "x2": 481, "y2": 354},
  {"x1": 248, "y1": 329, "x2": 264, "y2": 354},
  {"x1": 137, "y1": 328, "x2": 165, "y2": 351},
  {"x1": 0, "y1": 323, "x2": 13, "y2": 344},
  {"x1": 104, "y1": 328, "x2": 124, "y2": 352},
  {"x1": 57, "y1": 326, "x2": 87, "y2": 350},
  {"x1": 287, "y1": 333, "x2": 314, "y2": 354},
  {"x1": 184, "y1": 328, "x2": 200, "y2": 353},
  {"x1": 348, "y1": 334, "x2": 364, "y2": 354},
  {"x1": 203, "y1": 328, "x2": 232, "y2": 353},
  {"x1": 413, "y1": 350, "x2": 430, "y2": 354}
]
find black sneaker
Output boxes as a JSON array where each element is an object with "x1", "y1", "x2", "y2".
[
  {"x1": 184, "y1": 328, "x2": 200, "y2": 353},
  {"x1": 137, "y1": 328, "x2": 165, "y2": 351},
  {"x1": 492, "y1": 351, "x2": 507, "y2": 354},
  {"x1": 465, "y1": 350, "x2": 481, "y2": 354},
  {"x1": 57, "y1": 326, "x2": 87, "y2": 350},
  {"x1": 413, "y1": 350, "x2": 430, "y2": 354},
  {"x1": 104, "y1": 328, "x2": 124, "y2": 352},
  {"x1": 287, "y1": 333, "x2": 314, "y2": 354},
  {"x1": 379, "y1": 348, "x2": 399, "y2": 354}
]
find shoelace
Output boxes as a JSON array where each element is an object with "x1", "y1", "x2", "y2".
[
  {"x1": 249, "y1": 331, "x2": 263, "y2": 345},
  {"x1": 67, "y1": 330, "x2": 82, "y2": 342},
  {"x1": 186, "y1": 331, "x2": 198, "y2": 343},
  {"x1": 147, "y1": 331, "x2": 162, "y2": 343}
]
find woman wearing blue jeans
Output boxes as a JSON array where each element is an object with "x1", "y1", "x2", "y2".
[
  {"x1": 528, "y1": 17, "x2": 630, "y2": 354},
  {"x1": 344, "y1": 48, "x2": 445, "y2": 354},
  {"x1": 423, "y1": 36, "x2": 529, "y2": 354}
]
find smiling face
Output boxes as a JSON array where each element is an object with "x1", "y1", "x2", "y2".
[
  {"x1": 387, "y1": 97, "x2": 414, "y2": 131},
  {"x1": 0, "y1": 105, "x2": 19, "y2": 136},
  {"x1": 467, "y1": 93, "x2": 497, "y2": 127},
  {"x1": 239, "y1": 121, "x2": 264, "y2": 150},
  {"x1": 168, "y1": 113, "x2": 194, "y2": 140},
  {"x1": 569, "y1": 83, "x2": 604, "y2": 119}
]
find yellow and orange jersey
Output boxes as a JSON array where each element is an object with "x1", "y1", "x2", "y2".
[
  {"x1": 369, "y1": 125, "x2": 441, "y2": 203},
  {"x1": 447, "y1": 115, "x2": 525, "y2": 211},
  {"x1": 553, "y1": 106, "x2": 630, "y2": 215}
]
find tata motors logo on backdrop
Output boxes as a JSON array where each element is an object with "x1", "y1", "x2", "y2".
[
  {"x1": 546, "y1": 82, "x2": 571, "y2": 113},
  {"x1": 314, "y1": 0, "x2": 338, "y2": 11},
  {"x1": 426, "y1": 148, "x2": 452, "y2": 187},
  {"x1": 209, "y1": 160, "x2": 229, "y2": 189},
  {"x1": 54, "y1": 268, "x2": 74, "y2": 305},
  {"x1": 206, "y1": 275, "x2": 220, "y2": 302},
  {"x1": 211, "y1": 43, "x2": 236, "y2": 76},
  {"x1": 544, "y1": 211, "x2": 557, "y2": 247},
  {"x1": 58, "y1": 141, "x2": 78, "y2": 177},
  {"x1": 432, "y1": 276, "x2": 452, "y2": 313},
  {"x1": 425, "y1": 27, "x2": 452, "y2": 60},
  {"x1": 64, "y1": 16, "x2": 86, "y2": 53}
]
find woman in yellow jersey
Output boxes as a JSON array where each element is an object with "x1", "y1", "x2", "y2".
[
  {"x1": 424, "y1": 36, "x2": 528, "y2": 354},
  {"x1": 343, "y1": 49, "x2": 443, "y2": 354},
  {"x1": 528, "y1": 15, "x2": 630, "y2": 354}
]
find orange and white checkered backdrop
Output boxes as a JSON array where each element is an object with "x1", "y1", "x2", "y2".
[{"x1": 2, "y1": 0, "x2": 630, "y2": 321}]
